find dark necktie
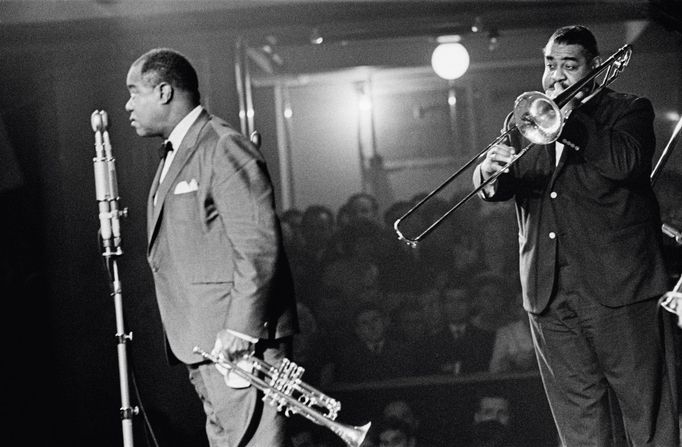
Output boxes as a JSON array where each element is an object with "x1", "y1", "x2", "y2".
[{"x1": 158, "y1": 141, "x2": 173, "y2": 160}]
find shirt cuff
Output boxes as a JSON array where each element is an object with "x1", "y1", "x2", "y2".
[
  {"x1": 227, "y1": 329, "x2": 258, "y2": 344},
  {"x1": 475, "y1": 165, "x2": 498, "y2": 198}
]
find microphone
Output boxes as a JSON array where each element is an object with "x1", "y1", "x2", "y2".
[
  {"x1": 100, "y1": 111, "x2": 123, "y2": 249},
  {"x1": 91, "y1": 110, "x2": 125, "y2": 255},
  {"x1": 91, "y1": 111, "x2": 113, "y2": 251}
]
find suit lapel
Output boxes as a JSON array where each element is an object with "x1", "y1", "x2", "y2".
[{"x1": 147, "y1": 110, "x2": 211, "y2": 248}]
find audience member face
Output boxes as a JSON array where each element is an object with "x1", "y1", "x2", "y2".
[
  {"x1": 355, "y1": 309, "x2": 387, "y2": 345},
  {"x1": 302, "y1": 211, "x2": 334, "y2": 248},
  {"x1": 379, "y1": 429, "x2": 414, "y2": 447},
  {"x1": 416, "y1": 289, "x2": 444, "y2": 335},
  {"x1": 441, "y1": 287, "x2": 470, "y2": 324},
  {"x1": 349, "y1": 196, "x2": 379, "y2": 222},
  {"x1": 383, "y1": 401, "x2": 418, "y2": 430},
  {"x1": 474, "y1": 396, "x2": 511, "y2": 427}
]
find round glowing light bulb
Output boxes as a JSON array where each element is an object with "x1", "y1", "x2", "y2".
[{"x1": 431, "y1": 42, "x2": 470, "y2": 80}]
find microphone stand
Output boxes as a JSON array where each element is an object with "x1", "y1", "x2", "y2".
[{"x1": 92, "y1": 110, "x2": 136, "y2": 447}]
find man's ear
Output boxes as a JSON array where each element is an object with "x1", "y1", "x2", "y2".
[{"x1": 158, "y1": 82, "x2": 173, "y2": 104}]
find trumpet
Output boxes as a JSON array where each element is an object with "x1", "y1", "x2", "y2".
[
  {"x1": 193, "y1": 347, "x2": 371, "y2": 447},
  {"x1": 394, "y1": 44, "x2": 633, "y2": 246}
]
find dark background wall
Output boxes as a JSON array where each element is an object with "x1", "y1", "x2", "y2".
[{"x1": 0, "y1": 2, "x2": 680, "y2": 446}]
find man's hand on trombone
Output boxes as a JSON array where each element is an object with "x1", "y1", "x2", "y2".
[{"x1": 480, "y1": 143, "x2": 516, "y2": 180}]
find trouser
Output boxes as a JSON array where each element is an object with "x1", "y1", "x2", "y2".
[
  {"x1": 188, "y1": 337, "x2": 293, "y2": 447},
  {"x1": 529, "y1": 268, "x2": 678, "y2": 447}
]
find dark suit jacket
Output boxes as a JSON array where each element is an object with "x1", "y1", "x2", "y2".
[
  {"x1": 476, "y1": 89, "x2": 669, "y2": 313},
  {"x1": 147, "y1": 110, "x2": 298, "y2": 364}
]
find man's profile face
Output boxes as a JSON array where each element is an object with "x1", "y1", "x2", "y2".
[
  {"x1": 474, "y1": 396, "x2": 511, "y2": 427},
  {"x1": 125, "y1": 62, "x2": 163, "y2": 138},
  {"x1": 542, "y1": 41, "x2": 595, "y2": 99}
]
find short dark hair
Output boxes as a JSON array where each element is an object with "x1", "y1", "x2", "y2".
[
  {"x1": 548, "y1": 25, "x2": 599, "y2": 61},
  {"x1": 301, "y1": 205, "x2": 334, "y2": 228},
  {"x1": 135, "y1": 48, "x2": 200, "y2": 103}
]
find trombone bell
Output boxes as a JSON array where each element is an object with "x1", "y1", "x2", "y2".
[{"x1": 513, "y1": 91, "x2": 563, "y2": 145}]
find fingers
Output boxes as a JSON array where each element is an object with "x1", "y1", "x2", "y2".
[
  {"x1": 212, "y1": 332, "x2": 251, "y2": 359},
  {"x1": 482, "y1": 144, "x2": 515, "y2": 177}
]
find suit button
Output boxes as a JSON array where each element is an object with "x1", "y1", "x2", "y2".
[
  {"x1": 550, "y1": 191, "x2": 557, "y2": 199},
  {"x1": 549, "y1": 232, "x2": 556, "y2": 239}
]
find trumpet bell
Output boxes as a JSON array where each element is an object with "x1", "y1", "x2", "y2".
[{"x1": 513, "y1": 91, "x2": 563, "y2": 144}]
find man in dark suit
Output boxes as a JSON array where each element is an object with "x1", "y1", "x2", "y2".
[
  {"x1": 331, "y1": 303, "x2": 416, "y2": 383},
  {"x1": 474, "y1": 26, "x2": 678, "y2": 446},
  {"x1": 423, "y1": 277, "x2": 495, "y2": 376},
  {"x1": 125, "y1": 48, "x2": 298, "y2": 446}
]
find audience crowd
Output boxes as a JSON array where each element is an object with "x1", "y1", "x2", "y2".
[
  {"x1": 281, "y1": 191, "x2": 534, "y2": 386},
  {"x1": 280, "y1": 191, "x2": 541, "y2": 446}
]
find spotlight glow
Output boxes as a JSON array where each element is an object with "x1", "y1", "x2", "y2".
[
  {"x1": 431, "y1": 42, "x2": 470, "y2": 80},
  {"x1": 358, "y1": 95, "x2": 372, "y2": 112}
]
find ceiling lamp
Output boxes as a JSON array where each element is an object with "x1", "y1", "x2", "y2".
[{"x1": 431, "y1": 39, "x2": 470, "y2": 80}]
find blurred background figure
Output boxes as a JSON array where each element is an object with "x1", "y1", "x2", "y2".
[
  {"x1": 329, "y1": 303, "x2": 416, "y2": 383},
  {"x1": 382, "y1": 401, "x2": 419, "y2": 435},
  {"x1": 423, "y1": 276, "x2": 495, "y2": 376},
  {"x1": 469, "y1": 272, "x2": 516, "y2": 333},
  {"x1": 300, "y1": 204, "x2": 336, "y2": 264},
  {"x1": 280, "y1": 208, "x2": 304, "y2": 253},
  {"x1": 292, "y1": 302, "x2": 329, "y2": 386},
  {"x1": 378, "y1": 417, "x2": 417, "y2": 447},
  {"x1": 468, "y1": 393, "x2": 519, "y2": 447},
  {"x1": 346, "y1": 192, "x2": 381, "y2": 225},
  {"x1": 489, "y1": 291, "x2": 536, "y2": 375}
]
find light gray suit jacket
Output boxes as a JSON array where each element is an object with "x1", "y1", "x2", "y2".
[{"x1": 147, "y1": 110, "x2": 297, "y2": 364}]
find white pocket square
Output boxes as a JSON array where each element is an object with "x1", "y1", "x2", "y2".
[{"x1": 174, "y1": 178, "x2": 198, "y2": 194}]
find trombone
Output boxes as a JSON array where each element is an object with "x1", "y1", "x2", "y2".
[{"x1": 394, "y1": 44, "x2": 633, "y2": 247}]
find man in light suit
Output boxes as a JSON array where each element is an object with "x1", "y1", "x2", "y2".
[
  {"x1": 474, "y1": 26, "x2": 678, "y2": 446},
  {"x1": 125, "y1": 48, "x2": 298, "y2": 446}
]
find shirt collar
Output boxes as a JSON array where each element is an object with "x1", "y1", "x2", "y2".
[{"x1": 166, "y1": 105, "x2": 203, "y2": 151}]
